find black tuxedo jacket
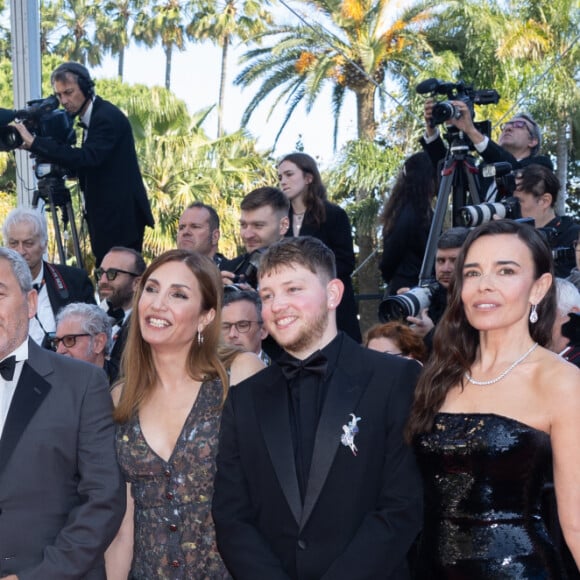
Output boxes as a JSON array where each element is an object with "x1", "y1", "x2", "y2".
[
  {"x1": 213, "y1": 335, "x2": 423, "y2": 580},
  {"x1": 286, "y1": 202, "x2": 361, "y2": 342},
  {"x1": 0, "y1": 340, "x2": 125, "y2": 578},
  {"x1": 43, "y1": 260, "x2": 96, "y2": 315},
  {"x1": 31, "y1": 96, "x2": 155, "y2": 263}
]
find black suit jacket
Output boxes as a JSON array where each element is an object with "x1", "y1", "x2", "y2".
[
  {"x1": 286, "y1": 202, "x2": 361, "y2": 342},
  {"x1": 213, "y1": 335, "x2": 423, "y2": 580},
  {"x1": 43, "y1": 260, "x2": 96, "y2": 316},
  {"x1": 0, "y1": 340, "x2": 125, "y2": 579},
  {"x1": 31, "y1": 96, "x2": 155, "y2": 263}
]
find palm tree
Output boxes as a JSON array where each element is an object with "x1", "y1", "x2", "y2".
[
  {"x1": 95, "y1": 0, "x2": 146, "y2": 80},
  {"x1": 132, "y1": 0, "x2": 189, "y2": 90},
  {"x1": 235, "y1": 0, "x2": 438, "y2": 329},
  {"x1": 186, "y1": 0, "x2": 273, "y2": 137}
]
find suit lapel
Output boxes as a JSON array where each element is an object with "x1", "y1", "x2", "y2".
[
  {"x1": 300, "y1": 340, "x2": 367, "y2": 530},
  {"x1": 0, "y1": 361, "x2": 51, "y2": 480},
  {"x1": 254, "y1": 368, "x2": 302, "y2": 525}
]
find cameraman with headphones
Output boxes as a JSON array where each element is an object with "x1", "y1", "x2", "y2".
[{"x1": 14, "y1": 62, "x2": 154, "y2": 265}]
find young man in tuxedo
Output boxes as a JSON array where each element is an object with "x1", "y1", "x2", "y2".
[
  {"x1": 14, "y1": 62, "x2": 154, "y2": 265},
  {"x1": 213, "y1": 236, "x2": 423, "y2": 579},
  {"x1": 0, "y1": 248, "x2": 125, "y2": 578}
]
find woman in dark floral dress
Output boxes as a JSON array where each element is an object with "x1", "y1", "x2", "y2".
[{"x1": 106, "y1": 250, "x2": 264, "y2": 579}]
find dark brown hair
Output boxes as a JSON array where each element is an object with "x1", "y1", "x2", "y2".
[
  {"x1": 114, "y1": 249, "x2": 229, "y2": 423},
  {"x1": 406, "y1": 220, "x2": 556, "y2": 440},
  {"x1": 278, "y1": 152, "x2": 327, "y2": 227}
]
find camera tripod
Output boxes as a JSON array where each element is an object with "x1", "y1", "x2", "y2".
[
  {"x1": 418, "y1": 130, "x2": 482, "y2": 284},
  {"x1": 32, "y1": 174, "x2": 84, "y2": 269}
]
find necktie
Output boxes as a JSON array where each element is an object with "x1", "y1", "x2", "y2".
[
  {"x1": 78, "y1": 121, "x2": 88, "y2": 130},
  {"x1": 278, "y1": 350, "x2": 328, "y2": 381},
  {"x1": 0, "y1": 356, "x2": 16, "y2": 381}
]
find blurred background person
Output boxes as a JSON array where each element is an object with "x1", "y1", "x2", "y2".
[
  {"x1": 176, "y1": 201, "x2": 226, "y2": 267},
  {"x1": 379, "y1": 152, "x2": 435, "y2": 296},
  {"x1": 364, "y1": 321, "x2": 427, "y2": 364},
  {"x1": 550, "y1": 277, "x2": 580, "y2": 368},
  {"x1": 407, "y1": 220, "x2": 580, "y2": 577},
  {"x1": 278, "y1": 152, "x2": 361, "y2": 342},
  {"x1": 2, "y1": 207, "x2": 95, "y2": 348},
  {"x1": 54, "y1": 302, "x2": 118, "y2": 384},
  {"x1": 568, "y1": 233, "x2": 580, "y2": 290},
  {"x1": 106, "y1": 249, "x2": 264, "y2": 579},
  {"x1": 514, "y1": 164, "x2": 579, "y2": 277},
  {"x1": 221, "y1": 289, "x2": 270, "y2": 365}
]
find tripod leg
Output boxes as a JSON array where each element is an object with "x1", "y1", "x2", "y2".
[
  {"x1": 46, "y1": 192, "x2": 67, "y2": 265},
  {"x1": 65, "y1": 201, "x2": 84, "y2": 270}
]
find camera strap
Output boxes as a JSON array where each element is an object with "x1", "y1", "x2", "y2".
[{"x1": 44, "y1": 262, "x2": 70, "y2": 301}]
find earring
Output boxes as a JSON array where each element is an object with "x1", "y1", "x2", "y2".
[
  {"x1": 197, "y1": 330, "x2": 204, "y2": 345},
  {"x1": 529, "y1": 304, "x2": 538, "y2": 324}
]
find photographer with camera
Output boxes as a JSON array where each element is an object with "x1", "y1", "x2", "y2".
[
  {"x1": 421, "y1": 98, "x2": 552, "y2": 200},
  {"x1": 514, "y1": 164, "x2": 579, "y2": 277},
  {"x1": 13, "y1": 62, "x2": 154, "y2": 265}
]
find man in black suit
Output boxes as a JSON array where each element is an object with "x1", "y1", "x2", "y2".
[
  {"x1": 0, "y1": 248, "x2": 125, "y2": 578},
  {"x1": 15, "y1": 62, "x2": 154, "y2": 264},
  {"x1": 213, "y1": 236, "x2": 423, "y2": 579},
  {"x1": 2, "y1": 207, "x2": 95, "y2": 347}
]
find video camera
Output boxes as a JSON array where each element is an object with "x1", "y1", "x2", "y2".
[
  {"x1": 0, "y1": 95, "x2": 75, "y2": 152},
  {"x1": 417, "y1": 78, "x2": 500, "y2": 128}
]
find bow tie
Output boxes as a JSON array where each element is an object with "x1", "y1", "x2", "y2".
[
  {"x1": 0, "y1": 356, "x2": 16, "y2": 381},
  {"x1": 107, "y1": 305, "x2": 125, "y2": 326},
  {"x1": 278, "y1": 350, "x2": 328, "y2": 381}
]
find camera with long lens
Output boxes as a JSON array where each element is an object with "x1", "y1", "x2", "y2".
[
  {"x1": 537, "y1": 226, "x2": 576, "y2": 269},
  {"x1": 378, "y1": 282, "x2": 439, "y2": 323},
  {"x1": 0, "y1": 95, "x2": 75, "y2": 152},
  {"x1": 459, "y1": 196, "x2": 522, "y2": 227},
  {"x1": 416, "y1": 78, "x2": 500, "y2": 128}
]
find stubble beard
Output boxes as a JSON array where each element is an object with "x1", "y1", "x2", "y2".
[{"x1": 276, "y1": 308, "x2": 329, "y2": 355}]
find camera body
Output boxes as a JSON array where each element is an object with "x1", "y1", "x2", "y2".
[
  {"x1": 378, "y1": 281, "x2": 440, "y2": 323},
  {"x1": 416, "y1": 78, "x2": 500, "y2": 128},
  {"x1": 224, "y1": 248, "x2": 267, "y2": 293},
  {"x1": 0, "y1": 95, "x2": 75, "y2": 152}
]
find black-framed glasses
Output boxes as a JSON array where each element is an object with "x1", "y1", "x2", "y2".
[
  {"x1": 221, "y1": 320, "x2": 261, "y2": 334},
  {"x1": 95, "y1": 267, "x2": 139, "y2": 281},
  {"x1": 500, "y1": 120, "x2": 534, "y2": 138},
  {"x1": 51, "y1": 334, "x2": 91, "y2": 349}
]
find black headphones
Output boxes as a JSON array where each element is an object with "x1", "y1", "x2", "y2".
[{"x1": 51, "y1": 62, "x2": 95, "y2": 99}]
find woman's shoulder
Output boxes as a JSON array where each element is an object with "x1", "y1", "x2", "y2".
[
  {"x1": 229, "y1": 351, "x2": 266, "y2": 386},
  {"x1": 534, "y1": 348, "x2": 580, "y2": 406},
  {"x1": 110, "y1": 382, "x2": 124, "y2": 406}
]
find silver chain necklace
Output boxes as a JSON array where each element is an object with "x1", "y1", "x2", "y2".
[{"x1": 465, "y1": 342, "x2": 539, "y2": 386}]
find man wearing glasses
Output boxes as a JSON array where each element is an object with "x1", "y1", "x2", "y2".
[
  {"x1": 221, "y1": 290, "x2": 270, "y2": 365},
  {"x1": 2, "y1": 207, "x2": 95, "y2": 348},
  {"x1": 96, "y1": 246, "x2": 146, "y2": 367},
  {"x1": 54, "y1": 302, "x2": 119, "y2": 385},
  {"x1": 421, "y1": 99, "x2": 553, "y2": 201}
]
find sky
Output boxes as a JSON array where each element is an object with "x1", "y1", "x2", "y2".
[{"x1": 93, "y1": 36, "x2": 359, "y2": 169}]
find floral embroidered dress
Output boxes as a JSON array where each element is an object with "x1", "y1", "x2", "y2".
[{"x1": 116, "y1": 379, "x2": 230, "y2": 579}]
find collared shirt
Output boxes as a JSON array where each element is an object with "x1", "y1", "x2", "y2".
[
  {"x1": 79, "y1": 98, "x2": 95, "y2": 141},
  {"x1": 0, "y1": 340, "x2": 29, "y2": 438},
  {"x1": 29, "y1": 264, "x2": 56, "y2": 346}
]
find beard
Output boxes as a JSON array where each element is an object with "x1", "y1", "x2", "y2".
[{"x1": 275, "y1": 308, "x2": 329, "y2": 355}]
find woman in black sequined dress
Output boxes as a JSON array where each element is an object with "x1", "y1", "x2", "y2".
[{"x1": 407, "y1": 221, "x2": 580, "y2": 578}]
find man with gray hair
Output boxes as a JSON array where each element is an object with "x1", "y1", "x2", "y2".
[
  {"x1": 2, "y1": 207, "x2": 95, "y2": 347},
  {"x1": 55, "y1": 302, "x2": 119, "y2": 384},
  {"x1": 0, "y1": 248, "x2": 124, "y2": 578}
]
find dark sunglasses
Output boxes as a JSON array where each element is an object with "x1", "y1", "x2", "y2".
[
  {"x1": 51, "y1": 334, "x2": 91, "y2": 349},
  {"x1": 95, "y1": 267, "x2": 139, "y2": 281}
]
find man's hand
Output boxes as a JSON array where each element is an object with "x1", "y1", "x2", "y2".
[
  {"x1": 423, "y1": 99, "x2": 437, "y2": 138},
  {"x1": 13, "y1": 123, "x2": 35, "y2": 150},
  {"x1": 448, "y1": 101, "x2": 485, "y2": 145},
  {"x1": 407, "y1": 308, "x2": 434, "y2": 338}
]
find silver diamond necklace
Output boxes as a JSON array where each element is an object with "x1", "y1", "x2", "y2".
[{"x1": 465, "y1": 342, "x2": 539, "y2": 386}]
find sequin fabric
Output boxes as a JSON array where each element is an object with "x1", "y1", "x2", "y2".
[
  {"x1": 116, "y1": 379, "x2": 230, "y2": 580},
  {"x1": 413, "y1": 413, "x2": 565, "y2": 579}
]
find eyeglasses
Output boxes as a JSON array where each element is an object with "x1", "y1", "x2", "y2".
[
  {"x1": 500, "y1": 120, "x2": 534, "y2": 137},
  {"x1": 221, "y1": 320, "x2": 261, "y2": 334},
  {"x1": 51, "y1": 334, "x2": 91, "y2": 349},
  {"x1": 95, "y1": 267, "x2": 139, "y2": 281}
]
